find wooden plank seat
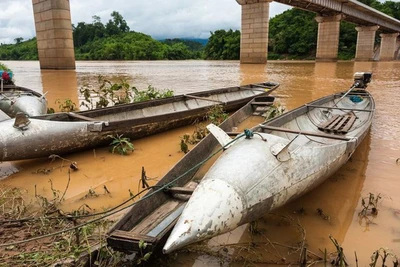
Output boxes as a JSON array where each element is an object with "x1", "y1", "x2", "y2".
[
  {"x1": 251, "y1": 101, "x2": 274, "y2": 106},
  {"x1": 318, "y1": 112, "x2": 356, "y2": 134},
  {"x1": 252, "y1": 106, "x2": 272, "y2": 116},
  {"x1": 251, "y1": 96, "x2": 275, "y2": 115},
  {"x1": 107, "y1": 230, "x2": 157, "y2": 252}
]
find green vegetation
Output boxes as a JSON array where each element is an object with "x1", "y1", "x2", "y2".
[
  {"x1": 203, "y1": 29, "x2": 241, "y2": 60},
  {"x1": 179, "y1": 104, "x2": 228, "y2": 153},
  {"x1": 73, "y1": 12, "x2": 204, "y2": 60},
  {"x1": 268, "y1": 9, "x2": 318, "y2": 60},
  {"x1": 79, "y1": 76, "x2": 174, "y2": 109},
  {"x1": 108, "y1": 134, "x2": 135, "y2": 155},
  {"x1": 0, "y1": 38, "x2": 38, "y2": 60},
  {"x1": 55, "y1": 99, "x2": 77, "y2": 112},
  {"x1": 0, "y1": 62, "x2": 11, "y2": 71},
  {"x1": 262, "y1": 102, "x2": 285, "y2": 120},
  {"x1": 0, "y1": 1, "x2": 399, "y2": 61},
  {"x1": 132, "y1": 85, "x2": 174, "y2": 102},
  {"x1": 268, "y1": 0, "x2": 399, "y2": 60}
]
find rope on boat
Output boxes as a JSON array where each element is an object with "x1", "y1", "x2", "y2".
[
  {"x1": 0, "y1": 129, "x2": 253, "y2": 247},
  {"x1": 245, "y1": 128, "x2": 267, "y2": 142},
  {"x1": 244, "y1": 129, "x2": 253, "y2": 139}
]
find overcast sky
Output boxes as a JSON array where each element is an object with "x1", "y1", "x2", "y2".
[{"x1": 0, "y1": 0, "x2": 290, "y2": 44}]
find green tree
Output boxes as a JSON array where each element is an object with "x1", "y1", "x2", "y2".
[
  {"x1": 105, "y1": 11, "x2": 130, "y2": 36},
  {"x1": 269, "y1": 9, "x2": 317, "y2": 59},
  {"x1": 338, "y1": 21, "x2": 357, "y2": 60},
  {"x1": 73, "y1": 15, "x2": 106, "y2": 47},
  {"x1": 166, "y1": 43, "x2": 192, "y2": 60},
  {"x1": 204, "y1": 29, "x2": 240, "y2": 60},
  {"x1": 14, "y1": 37, "x2": 24, "y2": 44}
]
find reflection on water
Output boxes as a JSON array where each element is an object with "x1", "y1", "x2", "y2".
[
  {"x1": 1, "y1": 60, "x2": 399, "y2": 265},
  {"x1": 40, "y1": 70, "x2": 79, "y2": 109}
]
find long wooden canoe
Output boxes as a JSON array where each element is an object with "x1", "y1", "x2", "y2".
[
  {"x1": 0, "y1": 84, "x2": 47, "y2": 117},
  {"x1": 106, "y1": 89, "x2": 278, "y2": 257},
  {"x1": 162, "y1": 72, "x2": 375, "y2": 253},
  {"x1": 0, "y1": 82, "x2": 278, "y2": 161}
]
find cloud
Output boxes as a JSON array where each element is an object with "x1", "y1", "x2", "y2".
[
  {"x1": 0, "y1": 0, "x2": 36, "y2": 44},
  {"x1": 0, "y1": 0, "x2": 290, "y2": 44}
]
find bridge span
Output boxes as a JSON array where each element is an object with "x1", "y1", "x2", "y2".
[
  {"x1": 237, "y1": 0, "x2": 400, "y2": 63},
  {"x1": 32, "y1": 0, "x2": 399, "y2": 69}
]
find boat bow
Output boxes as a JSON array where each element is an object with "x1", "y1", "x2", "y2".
[{"x1": 163, "y1": 132, "x2": 353, "y2": 253}]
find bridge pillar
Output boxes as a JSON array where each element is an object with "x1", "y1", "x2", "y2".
[
  {"x1": 355, "y1": 26, "x2": 379, "y2": 61},
  {"x1": 379, "y1": 33, "x2": 400, "y2": 61},
  {"x1": 32, "y1": 0, "x2": 75, "y2": 69},
  {"x1": 315, "y1": 15, "x2": 343, "y2": 62},
  {"x1": 236, "y1": 0, "x2": 272, "y2": 64}
]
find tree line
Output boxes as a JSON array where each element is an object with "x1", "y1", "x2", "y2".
[{"x1": 0, "y1": 0, "x2": 398, "y2": 61}]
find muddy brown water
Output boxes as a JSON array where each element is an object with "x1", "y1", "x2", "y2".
[{"x1": 1, "y1": 60, "x2": 399, "y2": 266}]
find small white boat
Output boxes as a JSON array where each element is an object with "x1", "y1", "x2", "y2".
[
  {"x1": 163, "y1": 72, "x2": 375, "y2": 253},
  {"x1": 0, "y1": 84, "x2": 47, "y2": 117}
]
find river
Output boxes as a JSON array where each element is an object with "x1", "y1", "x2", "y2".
[{"x1": 1, "y1": 60, "x2": 399, "y2": 266}]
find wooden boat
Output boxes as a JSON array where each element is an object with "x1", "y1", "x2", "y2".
[
  {"x1": 0, "y1": 82, "x2": 278, "y2": 161},
  {"x1": 0, "y1": 84, "x2": 47, "y2": 117},
  {"x1": 162, "y1": 72, "x2": 375, "y2": 253},
  {"x1": 106, "y1": 89, "x2": 278, "y2": 256}
]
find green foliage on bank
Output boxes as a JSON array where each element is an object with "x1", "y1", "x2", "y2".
[
  {"x1": 359, "y1": 0, "x2": 400, "y2": 19},
  {"x1": 0, "y1": 38, "x2": 38, "y2": 60},
  {"x1": 268, "y1": 9, "x2": 318, "y2": 60},
  {"x1": 73, "y1": 12, "x2": 204, "y2": 60},
  {"x1": 203, "y1": 29, "x2": 241, "y2": 60}
]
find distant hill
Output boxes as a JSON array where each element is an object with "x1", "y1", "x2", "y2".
[
  {"x1": 183, "y1": 38, "x2": 208, "y2": 45},
  {"x1": 159, "y1": 38, "x2": 208, "y2": 45}
]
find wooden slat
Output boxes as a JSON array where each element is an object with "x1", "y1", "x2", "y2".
[
  {"x1": 318, "y1": 112, "x2": 357, "y2": 134},
  {"x1": 318, "y1": 115, "x2": 340, "y2": 130},
  {"x1": 340, "y1": 114, "x2": 357, "y2": 133},
  {"x1": 68, "y1": 112, "x2": 97, "y2": 121},
  {"x1": 251, "y1": 101, "x2": 273, "y2": 106},
  {"x1": 167, "y1": 187, "x2": 195, "y2": 195},
  {"x1": 131, "y1": 200, "x2": 182, "y2": 235},
  {"x1": 107, "y1": 230, "x2": 157, "y2": 252},
  {"x1": 259, "y1": 125, "x2": 352, "y2": 141},
  {"x1": 332, "y1": 116, "x2": 350, "y2": 132},
  {"x1": 109, "y1": 230, "x2": 157, "y2": 244}
]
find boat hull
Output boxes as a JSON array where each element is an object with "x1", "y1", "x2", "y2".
[
  {"x1": 163, "y1": 135, "x2": 355, "y2": 252},
  {"x1": 163, "y1": 88, "x2": 374, "y2": 253},
  {"x1": 106, "y1": 95, "x2": 277, "y2": 255},
  {"x1": 0, "y1": 82, "x2": 278, "y2": 161},
  {"x1": 0, "y1": 85, "x2": 47, "y2": 117}
]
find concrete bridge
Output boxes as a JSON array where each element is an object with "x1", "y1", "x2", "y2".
[
  {"x1": 237, "y1": 0, "x2": 400, "y2": 63},
  {"x1": 32, "y1": 0, "x2": 400, "y2": 69}
]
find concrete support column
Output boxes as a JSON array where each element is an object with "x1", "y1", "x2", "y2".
[
  {"x1": 236, "y1": 0, "x2": 272, "y2": 64},
  {"x1": 355, "y1": 26, "x2": 379, "y2": 61},
  {"x1": 32, "y1": 0, "x2": 75, "y2": 69},
  {"x1": 315, "y1": 14, "x2": 343, "y2": 61},
  {"x1": 379, "y1": 33, "x2": 400, "y2": 61}
]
